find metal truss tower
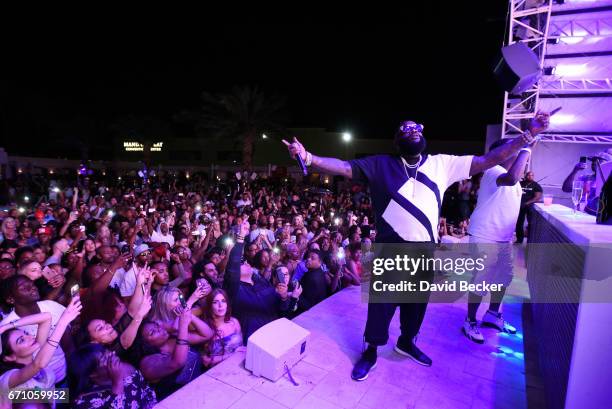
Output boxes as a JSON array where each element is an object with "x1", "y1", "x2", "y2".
[{"x1": 501, "y1": 0, "x2": 554, "y2": 140}]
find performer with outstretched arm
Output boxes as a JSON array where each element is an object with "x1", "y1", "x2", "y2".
[{"x1": 283, "y1": 112, "x2": 549, "y2": 381}]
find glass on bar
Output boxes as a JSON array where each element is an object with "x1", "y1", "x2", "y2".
[{"x1": 543, "y1": 193, "x2": 553, "y2": 206}]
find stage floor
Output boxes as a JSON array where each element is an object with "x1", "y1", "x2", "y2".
[{"x1": 155, "y1": 247, "x2": 546, "y2": 409}]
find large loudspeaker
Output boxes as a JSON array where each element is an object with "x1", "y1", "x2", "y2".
[{"x1": 494, "y1": 42, "x2": 542, "y2": 94}]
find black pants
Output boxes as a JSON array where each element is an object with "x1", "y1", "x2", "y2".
[
  {"x1": 364, "y1": 242, "x2": 434, "y2": 346},
  {"x1": 364, "y1": 301, "x2": 431, "y2": 346},
  {"x1": 515, "y1": 205, "x2": 533, "y2": 242}
]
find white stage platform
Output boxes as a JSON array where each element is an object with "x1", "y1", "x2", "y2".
[{"x1": 155, "y1": 258, "x2": 545, "y2": 409}]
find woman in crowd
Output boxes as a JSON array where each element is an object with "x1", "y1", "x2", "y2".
[
  {"x1": 1, "y1": 275, "x2": 75, "y2": 387},
  {"x1": 201, "y1": 289, "x2": 244, "y2": 368},
  {"x1": 139, "y1": 308, "x2": 203, "y2": 400},
  {"x1": 81, "y1": 238, "x2": 98, "y2": 263},
  {"x1": 150, "y1": 285, "x2": 212, "y2": 342},
  {"x1": 83, "y1": 293, "x2": 151, "y2": 360},
  {"x1": 69, "y1": 344, "x2": 156, "y2": 409},
  {"x1": 0, "y1": 217, "x2": 18, "y2": 243},
  {"x1": 0, "y1": 297, "x2": 81, "y2": 407},
  {"x1": 17, "y1": 260, "x2": 42, "y2": 282}
]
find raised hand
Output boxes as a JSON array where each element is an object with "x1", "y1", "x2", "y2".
[
  {"x1": 574, "y1": 162, "x2": 588, "y2": 172},
  {"x1": 187, "y1": 286, "x2": 206, "y2": 307},
  {"x1": 60, "y1": 296, "x2": 82, "y2": 323},
  {"x1": 178, "y1": 307, "x2": 193, "y2": 327},
  {"x1": 291, "y1": 282, "x2": 303, "y2": 298},
  {"x1": 112, "y1": 253, "x2": 131, "y2": 271},
  {"x1": 135, "y1": 294, "x2": 152, "y2": 320},
  {"x1": 48, "y1": 274, "x2": 66, "y2": 289},
  {"x1": 136, "y1": 263, "x2": 151, "y2": 286},
  {"x1": 529, "y1": 111, "x2": 551, "y2": 136},
  {"x1": 282, "y1": 137, "x2": 307, "y2": 162},
  {"x1": 275, "y1": 282, "x2": 289, "y2": 299}
]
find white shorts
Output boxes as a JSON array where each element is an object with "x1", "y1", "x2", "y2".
[{"x1": 468, "y1": 235, "x2": 514, "y2": 296}]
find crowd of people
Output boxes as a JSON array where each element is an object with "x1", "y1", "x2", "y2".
[{"x1": 0, "y1": 170, "x2": 377, "y2": 408}]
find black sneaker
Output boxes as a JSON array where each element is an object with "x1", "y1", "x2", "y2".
[
  {"x1": 394, "y1": 338, "x2": 432, "y2": 367},
  {"x1": 351, "y1": 348, "x2": 377, "y2": 381}
]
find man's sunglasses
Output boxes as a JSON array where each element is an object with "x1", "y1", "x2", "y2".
[{"x1": 399, "y1": 122, "x2": 424, "y2": 133}]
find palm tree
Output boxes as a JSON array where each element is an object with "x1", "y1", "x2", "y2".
[{"x1": 178, "y1": 85, "x2": 287, "y2": 169}]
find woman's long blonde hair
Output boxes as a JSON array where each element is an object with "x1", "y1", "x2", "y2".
[
  {"x1": 1, "y1": 217, "x2": 16, "y2": 236},
  {"x1": 151, "y1": 286, "x2": 181, "y2": 324}
]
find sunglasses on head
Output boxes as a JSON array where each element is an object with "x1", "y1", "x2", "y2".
[{"x1": 399, "y1": 122, "x2": 424, "y2": 133}]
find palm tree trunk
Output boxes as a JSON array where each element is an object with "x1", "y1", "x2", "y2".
[{"x1": 242, "y1": 130, "x2": 255, "y2": 170}]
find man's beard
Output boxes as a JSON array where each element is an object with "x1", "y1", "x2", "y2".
[{"x1": 395, "y1": 135, "x2": 427, "y2": 157}]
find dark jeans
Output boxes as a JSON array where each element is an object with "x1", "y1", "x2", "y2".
[
  {"x1": 364, "y1": 301, "x2": 431, "y2": 346},
  {"x1": 515, "y1": 204, "x2": 533, "y2": 242}
]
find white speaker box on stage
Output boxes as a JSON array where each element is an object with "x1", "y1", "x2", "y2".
[{"x1": 245, "y1": 318, "x2": 311, "y2": 381}]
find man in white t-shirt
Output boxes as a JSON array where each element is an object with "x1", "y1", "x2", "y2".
[
  {"x1": 118, "y1": 244, "x2": 152, "y2": 299},
  {"x1": 236, "y1": 194, "x2": 252, "y2": 209},
  {"x1": 463, "y1": 138, "x2": 532, "y2": 343},
  {"x1": 1, "y1": 275, "x2": 69, "y2": 384},
  {"x1": 151, "y1": 221, "x2": 175, "y2": 247}
]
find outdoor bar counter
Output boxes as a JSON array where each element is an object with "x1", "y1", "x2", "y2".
[{"x1": 528, "y1": 203, "x2": 612, "y2": 409}]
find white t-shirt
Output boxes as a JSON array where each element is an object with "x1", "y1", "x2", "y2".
[
  {"x1": 349, "y1": 153, "x2": 474, "y2": 242},
  {"x1": 109, "y1": 265, "x2": 128, "y2": 290},
  {"x1": 468, "y1": 165, "x2": 522, "y2": 242},
  {"x1": 0, "y1": 367, "x2": 55, "y2": 409},
  {"x1": 1, "y1": 301, "x2": 67, "y2": 383},
  {"x1": 118, "y1": 265, "x2": 138, "y2": 297},
  {"x1": 151, "y1": 230, "x2": 175, "y2": 247}
]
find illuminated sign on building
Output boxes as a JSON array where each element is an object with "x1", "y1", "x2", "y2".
[{"x1": 123, "y1": 142, "x2": 164, "y2": 152}]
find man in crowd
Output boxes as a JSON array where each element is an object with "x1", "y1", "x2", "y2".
[
  {"x1": 118, "y1": 244, "x2": 152, "y2": 299},
  {"x1": 561, "y1": 149, "x2": 612, "y2": 215},
  {"x1": 515, "y1": 171, "x2": 543, "y2": 244},
  {"x1": 151, "y1": 221, "x2": 175, "y2": 247},
  {"x1": 283, "y1": 112, "x2": 549, "y2": 381},
  {"x1": 297, "y1": 249, "x2": 329, "y2": 313}
]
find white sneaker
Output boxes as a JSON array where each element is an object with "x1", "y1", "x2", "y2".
[
  {"x1": 482, "y1": 310, "x2": 517, "y2": 334},
  {"x1": 462, "y1": 319, "x2": 484, "y2": 344}
]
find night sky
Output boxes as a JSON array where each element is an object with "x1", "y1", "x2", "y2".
[{"x1": 2, "y1": 6, "x2": 508, "y2": 158}]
